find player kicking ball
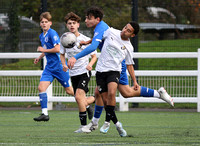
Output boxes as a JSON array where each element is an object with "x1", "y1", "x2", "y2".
[{"x1": 60, "y1": 12, "x2": 97, "y2": 133}]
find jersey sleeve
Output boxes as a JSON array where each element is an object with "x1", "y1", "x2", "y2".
[
  {"x1": 50, "y1": 31, "x2": 60, "y2": 46},
  {"x1": 73, "y1": 33, "x2": 102, "y2": 60}
]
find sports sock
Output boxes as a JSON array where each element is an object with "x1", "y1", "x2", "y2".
[
  {"x1": 93, "y1": 104, "x2": 104, "y2": 118},
  {"x1": 39, "y1": 92, "x2": 48, "y2": 115},
  {"x1": 105, "y1": 105, "x2": 118, "y2": 124},
  {"x1": 140, "y1": 86, "x2": 154, "y2": 97},
  {"x1": 79, "y1": 111, "x2": 87, "y2": 126}
]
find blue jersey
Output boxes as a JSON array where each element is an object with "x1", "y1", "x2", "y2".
[
  {"x1": 74, "y1": 21, "x2": 109, "y2": 60},
  {"x1": 39, "y1": 28, "x2": 61, "y2": 70}
]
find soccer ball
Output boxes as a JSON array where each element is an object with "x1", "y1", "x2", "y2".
[{"x1": 60, "y1": 32, "x2": 77, "y2": 48}]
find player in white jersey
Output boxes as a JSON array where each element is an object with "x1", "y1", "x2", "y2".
[{"x1": 60, "y1": 12, "x2": 97, "y2": 133}]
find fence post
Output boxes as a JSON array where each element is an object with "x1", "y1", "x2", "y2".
[
  {"x1": 43, "y1": 57, "x2": 53, "y2": 110},
  {"x1": 197, "y1": 49, "x2": 200, "y2": 112},
  {"x1": 119, "y1": 93, "x2": 129, "y2": 111}
]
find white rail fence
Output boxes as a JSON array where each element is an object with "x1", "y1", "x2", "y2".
[{"x1": 0, "y1": 50, "x2": 200, "y2": 112}]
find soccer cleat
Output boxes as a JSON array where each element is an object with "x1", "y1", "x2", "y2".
[
  {"x1": 100, "y1": 121, "x2": 110, "y2": 134},
  {"x1": 74, "y1": 126, "x2": 85, "y2": 133},
  {"x1": 158, "y1": 87, "x2": 174, "y2": 107},
  {"x1": 81, "y1": 121, "x2": 98, "y2": 133},
  {"x1": 33, "y1": 114, "x2": 49, "y2": 122},
  {"x1": 86, "y1": 105, "x2": 93, "y2": 120},
  {"x1": 116, "y1": 122, "x2": 127, "y2": 137}
]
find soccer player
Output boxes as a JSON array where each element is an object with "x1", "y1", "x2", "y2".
[
  {"x1": 33, "y1": 12, "x2": 74, "y2": 122},
  {"x1": 82, "y1": 22, "x2": 174, "y2": 137},
  {"x1": 60, "y1": 12, "x2": 97, "y2": 133}
]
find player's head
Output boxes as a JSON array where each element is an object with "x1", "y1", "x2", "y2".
[
  {"x1": 64, "y1": 12, "x2": 81, "y2": 34},
  {"x1": 121, "y1": 21, "x2": 140, "y2": 40},
  {"x1": 85, "y1": 6, "x2": 104, "y2": 28},
  {"x1": 40, "y1": 12, "x2": 52, "y2": 32}
]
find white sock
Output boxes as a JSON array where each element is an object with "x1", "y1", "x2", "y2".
[
  {"x1": 42, "y1": 108, "x2": 48, "y2": 115},
  {"x1": 92, "y1": 117, "x2": 99, "y2": 125},
  {"x1": 154, "y1": 90, "x2": 160, "y2": 98},
  {"x1": 115, "y1": 121, "x2": 120, "y2": 127}
]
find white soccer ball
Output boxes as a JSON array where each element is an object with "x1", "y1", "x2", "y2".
[{"x1": 61, "y1": 32, "x2": 77, "y2": 48}]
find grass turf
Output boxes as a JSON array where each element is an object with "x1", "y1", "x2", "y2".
[{"x1": 0, "y1": 110, "x2": 199, "y2": 146}]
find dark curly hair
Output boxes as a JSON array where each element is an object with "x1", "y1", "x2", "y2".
[{"x1": 86, "y1": 6, "x2": 104, "y2": 21}]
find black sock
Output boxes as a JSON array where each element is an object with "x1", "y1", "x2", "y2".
[
  {"x1": 79, "y1": 111, "x2": 87, "y2": 126},
  {"x1": 105, "y1": 105, "x2": 118, "y2": 124}
]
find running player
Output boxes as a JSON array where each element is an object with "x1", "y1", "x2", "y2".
[{"x1": 33, "y1": 12, "x2": 74, "y2": 122}]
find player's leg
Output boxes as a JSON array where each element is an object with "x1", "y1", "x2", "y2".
[
  {"x1": 101, "y1": 72, "x2": 127, "y2": 137},
  {"x1": 34, "y1": 69, "x2": 53, "y2": 122}
]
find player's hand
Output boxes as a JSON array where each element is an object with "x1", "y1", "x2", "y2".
[
  {"x1": 133, "y1": 82, "x2": 139, "y2": 91},
  {"x1": 86, "y1": 64, "x2": 92, "y2": 71},
  {"x1": 62, "y1": 64, "x2": 68, "y2": 72},
  {"x1": 34, "y1": 58, "x2": 40, "y2": 64},
  {"x1": 37, "y1": 46, "x2": 44, "y2": 52},
  {"x1": 67, "y1": 57, "x2": 77, "y2": 69},
  {"x1": 79, "y1": 41, "x2": 87, "y2": 45}
]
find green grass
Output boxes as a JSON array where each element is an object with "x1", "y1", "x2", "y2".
[{"x1": 0, "y1": 110, "x2": 200, "y2": 146}]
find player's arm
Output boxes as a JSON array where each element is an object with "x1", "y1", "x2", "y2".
[
  {"x1": 60, "y1": 53, "x2": 68, "y2": 72},
  {"x1": 126, "y1": 64, "x2": 139, "y2": 90},
  {"x1": 34, "y1": 52, "x2": 45, "y2": 64},
  {"x1": 37, "y1": 44, "x2": 60, "y2": 53},
  {"x1": 86, "y1": 53, "x2": 97, "y2": 71},
  {"x1": 79, "y1": 39, "x2": 92, "y2": 45}
]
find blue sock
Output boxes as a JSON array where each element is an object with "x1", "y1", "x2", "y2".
[
  {"x1": 39, "y1": 92, "x2": 47, "y2": 108},
  {"x1": 94, "y1": 104, "x2": 104, "y2": 118},
  {"x1": 140, "y1": 86, "x2": 154, "y2": 97}
]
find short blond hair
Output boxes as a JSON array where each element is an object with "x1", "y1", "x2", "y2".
[{"x1": 40, "y1": 12, "x2": 52, "y2": 21}]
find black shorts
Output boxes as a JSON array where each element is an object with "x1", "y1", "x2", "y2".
[
  {"x1": 96, "y1": 71, "x2": 120, "y2": 93},
  {"x1": 71, "y1": 71, "x2": 91, "y2": 94}
]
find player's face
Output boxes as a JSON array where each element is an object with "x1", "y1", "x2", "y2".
[
  {"x1": 66, "y1": 20, "x2": 80, "y2": 34},
  {"x1": 40, "y1": 18, "x2": 52, "y2": 33},
  {"x1": 121, "y1": 23, "x2": 135, "y2": 40},
  {"x1": 85, "y1": 15, "x2": 100, "y2": 28}
]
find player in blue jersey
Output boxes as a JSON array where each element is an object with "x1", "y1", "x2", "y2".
[{"x1": 33, "y1": 12, "x2": 74, "y2": 122}]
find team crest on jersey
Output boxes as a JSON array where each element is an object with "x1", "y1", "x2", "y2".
[
  {"x1": 54, "y1": 35, "x2": 58, "y2": 41},
  {"x1": 121, "y1": 46, "x2": 126, "y2": 50},
  {"x1": 45, "y1": 36, "x2": 48, "y2": 42}
]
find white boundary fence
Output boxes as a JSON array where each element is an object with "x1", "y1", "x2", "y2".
[{"x1": 0, "y1": 50, "x2": 200, "y2": 112}]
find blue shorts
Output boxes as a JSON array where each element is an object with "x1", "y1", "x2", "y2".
[
  {"x1": 119, "y1": 60, "x2": 129, "y2": 85},
  {"x1": 40, "y1": 67, "x2": 71, "y2": 88}
]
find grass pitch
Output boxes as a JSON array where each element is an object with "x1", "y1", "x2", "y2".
[{"x1": 0, "y1": 110, "x2": 200, "y2": 146}]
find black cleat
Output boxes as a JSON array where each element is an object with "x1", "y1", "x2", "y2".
[
  {"x1": 33, "y1": 114, "x2": 49, "y2": 122},
  {"x1": 87, "y1": 105, "x2": 93, "y2": 120}
]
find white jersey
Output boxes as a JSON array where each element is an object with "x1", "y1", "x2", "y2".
[
  {"x1": 96, "y1": 27, "x2": 134, "y2": 72},
  {"x1": 60, "y1": 33, "x2": 97, "y2": 76}
]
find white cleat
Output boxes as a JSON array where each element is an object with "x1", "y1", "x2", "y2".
[
  {"x1": 74, "y1": 125, "x2": 91, "y2": 133},
  {"x1": 100, "y1": 121, "x2": 110, "y2": 134},
  {"x1": 158, "y1": 87, "x2": 174, "y2": 107},
  {"x1": 81, "y1": 121, "x2": 98, "y2": 133},
  {"x1": 74, "y1": 126, "x2": 84, "y2": 133},
  {"x1": 116, "y1": 122, "x2": 127, "y2": 137}
]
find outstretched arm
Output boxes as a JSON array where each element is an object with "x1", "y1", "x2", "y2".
[{"x1": 67, "y1": 41, "x2": 100, "y2": 69}]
